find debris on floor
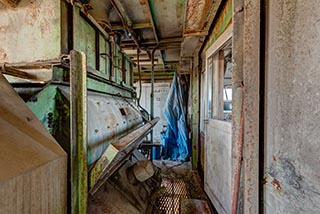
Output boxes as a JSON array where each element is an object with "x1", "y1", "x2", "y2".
[{"x1": 150, "y1": 160, "x2": 214, "y2": 214}]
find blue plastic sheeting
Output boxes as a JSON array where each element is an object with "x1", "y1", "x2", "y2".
[{"x1": 161, "y1": 73, "x2": 191, "y2": 161}]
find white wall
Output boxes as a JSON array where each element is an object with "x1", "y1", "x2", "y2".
[
  {"x1": 204, "y1": 119, "x2": 232, "y2": 214},
  {"x1": 135, "y1": 82, "x2": 171, "y2": 143}
]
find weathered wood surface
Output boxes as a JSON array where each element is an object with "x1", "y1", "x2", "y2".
[{"x1": 0, "y1": 74, "x2": 67, "y2": 214}]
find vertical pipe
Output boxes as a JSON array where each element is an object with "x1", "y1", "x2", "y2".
[
  {"x1": 150, "y1": 46, "x2": 158, "y2": 157},
  {"x1": 70, "y1": 50, "x2": 88, "y2": 214},
  {"x1": 137, "y1": 48, "x2": 142, "y2": 105}
]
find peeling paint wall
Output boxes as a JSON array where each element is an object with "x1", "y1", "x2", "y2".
[
  {"x1": 265, "y1": 0, "x2": 320, "y2": 213},
  {"x1": 0, "y1": 0, "x2": 61, "y2": 63}
]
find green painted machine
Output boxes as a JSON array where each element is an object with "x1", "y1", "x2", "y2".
[{"x1": 1, "y1": 1, "x2": 161, "y2": 213}]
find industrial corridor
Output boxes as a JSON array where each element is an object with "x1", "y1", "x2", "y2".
[{"x1": 0, "y1": 0, "x2": 319, "y2": 213}]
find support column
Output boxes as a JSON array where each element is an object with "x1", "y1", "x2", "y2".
[
  {"x1": 243, "y1": 0, "x2": 261, "y2": 213},
  {"x1": 191, "y1": 55, "x2": 200, "y2": 169},
  {"x1": 70, "y1": 50, "x2": 88, "y2": 214}
]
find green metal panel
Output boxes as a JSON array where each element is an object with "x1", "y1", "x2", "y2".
[
  {"x1": 106, "y1": 41, "x2": 111, "y2": 79},
  {"x1": 73, "y1": 9, "x2": 96, "y2": 69},
  {"x1": 87, "y1": 77, "x2": 133, "y2": 98},
  {"x1": 27, "y1": 85, "x2": 58, "y2": 134},
  {"x1": 117, "y1": 50, "x2": 123, "y2": 84},
  {"x1": 99, "y1": 34, "x2": 107, "y2": 75}
]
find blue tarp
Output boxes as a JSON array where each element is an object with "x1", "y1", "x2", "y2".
[{"x1": 160, "y1": 73, "x2": 191, "y2": 161}]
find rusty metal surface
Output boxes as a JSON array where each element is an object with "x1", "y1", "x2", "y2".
[
  {"x1": 181, "y1": 0, "x2": 223, "y2": 58},
  {"x1": 89, "y1": 117, "x2": 159, "y2": 193},
  {"x1": 181, "y1": 199, "x2": 211, "y2": 214},
  {"x1": 184, "y1": 0, "x2": 212, "y2": 33},
  {"x1": 153, "y1": 178, "x2": 190, "y2": 214},
  {"x1": 152, "y1": 161, "x2": 212, "y2": 214},
  {"x1": 88, "y1": 151, "x2": 162, "y2": 214}
]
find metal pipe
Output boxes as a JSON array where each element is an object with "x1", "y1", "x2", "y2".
[
  {"x1": 137, "y1": 48, "x2": 142, "y2": 105},
  {"x1": 150, "y1": 46, "x2": 158, "y2": 155}
]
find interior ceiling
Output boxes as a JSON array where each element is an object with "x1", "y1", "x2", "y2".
[{"x1": 87, "y1": 0, "x2": 222, "y2": 81}]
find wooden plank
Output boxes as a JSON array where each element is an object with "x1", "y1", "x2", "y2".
[{"x1": 70, "y1": 50, "x2": 88, "y2": 214}]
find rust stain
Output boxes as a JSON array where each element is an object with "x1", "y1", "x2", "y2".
[
  {"x1": 139, "y1": 0, "x2": 146, "y2": 5},
  {"x1": 262, "y1": 176, "x2": 268, "y2": 185},
  {"x1": 272, "y1": 178, "x2": 283, "y2": 193},
  {"x1": 185, "y1": 0, "x2": 212, "y2": 32},
  {"x1": 0, "y1": 48, "x2": 8, "y2": 62}
]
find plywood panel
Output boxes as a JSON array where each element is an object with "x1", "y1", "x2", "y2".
[
  {"x1": 204, "y1": 119, "x2": 232, "y2": 214},
  {"x1": 0, "y1": 74, "x2": 67, "y2": 213}
]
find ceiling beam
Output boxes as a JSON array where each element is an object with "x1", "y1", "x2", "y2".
[
  {"x1": 184, "y1": 30, "x2": 208, "y2": 37},
  {"x1": 145, "y1": 0, "x2": 159, "y2": 43},
  {"x1": 122, "y1": 37, "x2": 182, "y2": 45},
  {"x1": 110, "y1": 0, "x2": 140, "y2": 47},
  {"x1": 136, "y1": 68, "x2": 176, "y2": 72},
  {"x1": 112, "y1": 22, "x2": 153, "y2": 30},
  {"x1": 202, "y1": 0, "x2": 223, "y2": 32},
  {"x1": 132, "y1": 58, "x2": 156, "y2": 62}
]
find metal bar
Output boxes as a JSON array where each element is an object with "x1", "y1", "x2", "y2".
[
  {"x1": 121, "y1": 37, "x2": 183, "y2": 46},
  {"x1": 89, "y1": 117, "x2": 159, "y2": 194},
  {"x1": 0, "y1": 65, "x2": 37, "y2": 80},
  {"x1": 184, "y1": 31, "x2": 209, "y2": 37},
  {"x1": 137, "y1": 48, "x2": 142, "y2": 105},
  {"x1": 134, "y1": 73, "x2": 175, "y2": 79},
  {"x1": 137, "y1": 68, "x2": 176, "y2": 72},
  {"x1": 112, "y1": 22, "x2": 153, "y2": 30},
  {"x1": 70, "y1": 50, "x2": 88, "y2": 214},
  {"x1": 145, "y1": 0, "x2": 159, "y2": 43},
  {"x1": 150, "y1": 46, "x2": 158, "y2": 150},
  {"x1": 1, "y1": 58, "x2": 61, "y2": 69}
]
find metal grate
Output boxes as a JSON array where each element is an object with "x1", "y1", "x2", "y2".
[{"x1": 153, "y1": 178, "x2": 190, "y2": 214}]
